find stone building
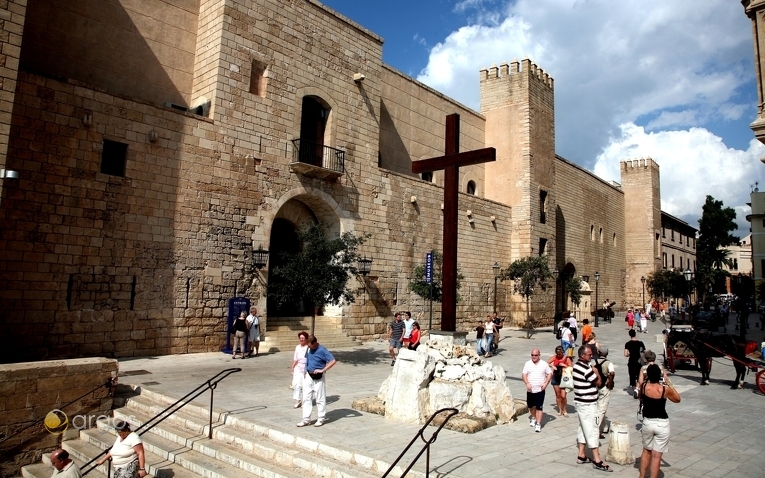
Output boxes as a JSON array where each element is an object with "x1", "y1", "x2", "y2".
[
  {"x1": 660, "y1": 213, "x2": 698, "y2": 272},
  {"x1": 0, "y1": 0, "x2": 687, "y2": 361}
]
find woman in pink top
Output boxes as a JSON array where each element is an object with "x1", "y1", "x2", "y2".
[{"x1": 290, "y1": 331, "x2": 309, "y2": 408}]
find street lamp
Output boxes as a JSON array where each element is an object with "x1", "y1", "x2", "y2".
[
  {"x1": 594, "y1": 271, "x2": 600, "y2": 327},
  {"x1": 640, "y1": 276, "x2": 646, "y2": 310},
  {"x1": 492, "y1": 262, "x2": 500, "y2": 313},
  {"x1": 553, "y1": 268, "x2": 559, "y2": 314},
  {"x1": 358, "y1": 256, "x2": 373, "y2": 276},
  {"x1": 683, "y1": 269, "x2": 692, "y2": 308}
]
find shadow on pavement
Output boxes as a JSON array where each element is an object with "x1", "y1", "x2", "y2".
[
  {"x1": 430, "y1": 455, "x2": 472, "y2": 477},
  {"x1": 325, "y1": 407, "x2": 362, "y2": 422},
  {"x1": 332, "y1": 347, "x2": 390, "y2": 366}
]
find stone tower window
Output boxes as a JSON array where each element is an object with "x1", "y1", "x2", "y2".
[
  {"x1": 466, "y1": 180, "x2": 476, "y2": 195},
  {"x1": 538, "y1": 238, "x2": 547, "y2": 256},
  {"x1": 590, "y1": 225, "x2": 595, "y2": 241},
  {"x1": 539, "y1": 190, "x2": 548, "y2": 223},
  {"x1": 422, "y1": 172, "x2": 433, "y2": 182},
  {"x1": 100, "y1": 139, "x2": 128, "y2": 177},
  {"x1": 249, "y1": 60, "x2": 267, "y2": 97},
  {"x1": 613, "y1": 232, "x2": 617, "y2": 247},
  {"x1": 599, "y1": 227, "x2": 603, "y2": 243}
]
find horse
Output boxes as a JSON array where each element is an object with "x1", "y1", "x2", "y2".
[
  {"x1": 591, "y1": 302, "x2": 615, "y2": 323},
  {"x1": 665, "y1": 328, "x2": 752, "y2": 387}
]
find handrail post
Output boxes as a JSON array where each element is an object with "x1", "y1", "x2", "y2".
[{"x1": 209, "y1": 382, "x2": 216, "y2": 439}]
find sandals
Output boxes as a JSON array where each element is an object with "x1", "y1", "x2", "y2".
[
  {"x1": 592, "y1": 461, "x2": 613, "y2": 472},
  {"x1": 576, "y1": 456, "x2": 592, "y2": 464}
]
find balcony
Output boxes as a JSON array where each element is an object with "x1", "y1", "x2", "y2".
[{"x1": 290, "y1": 139, "x2": 345, "y2": 180}]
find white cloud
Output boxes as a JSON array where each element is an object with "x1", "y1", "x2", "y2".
[
  {"x1": 593, "y1": 123, "x2": 765, "y2": 236},
  {"x1": 415, "y1": 0, "x2": 758, "y2": 235},
  {"x1": 416, "y1": 0, "x2": 752, "y2": 162}
]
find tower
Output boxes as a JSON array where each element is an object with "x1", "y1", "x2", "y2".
[
  {"x1": 480, "y1": 59, "x2": 555, "y2": 261},
  {"x1": 621, "y1": 158, "x2": 662, "y2": 307}
]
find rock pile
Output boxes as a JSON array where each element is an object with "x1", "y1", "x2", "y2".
[{"x1": 377, "y1": 341, "x2": 515, "y2": 426}]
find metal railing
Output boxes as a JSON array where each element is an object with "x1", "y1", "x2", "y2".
[
  {"x1": 382, "y1": 408, "x2": 459, "y2": 478},
  {"x1": 291, "y1": 139, "x2": 345, "y2": 174},
  {"x1": 81, "y1": 367, "x2": 242, "y2": 476}
]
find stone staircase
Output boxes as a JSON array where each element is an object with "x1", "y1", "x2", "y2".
[
  {"x1": 21, "y1": 386, "x2": 420, "y2": 478},
  {"x1": 263, "y1": 316, "x2": 361, "y2": 352}
]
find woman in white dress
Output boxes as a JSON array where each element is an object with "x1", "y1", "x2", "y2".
[
  {"x1": 290, "y1": 331, "x2": 310, "y2": 408},
  {"x1": 96, "y1": 421, "x2": 146, "y2": 478}
]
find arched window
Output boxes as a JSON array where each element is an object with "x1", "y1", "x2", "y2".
[
  {"x1": 599, "y1": 227, "x2": 603, "y2": 243},
  {"x1": 613, "y1": 232, "x2": 617, "y2": 247},
  {"x1": 466, "y1": 180, "x2": 476, "y2": 195},
  {"x1": 590, "y1": 225, "x2": 595, "y2": 241}
]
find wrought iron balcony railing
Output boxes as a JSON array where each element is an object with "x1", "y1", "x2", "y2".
[{"x1": 291, "y1": 139, "x2": 345, "y2": 177}]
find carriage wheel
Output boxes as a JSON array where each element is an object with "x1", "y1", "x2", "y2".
[
  {"x1": 757, "y1": 370, "x2": 765, "y2": 394},
  {"x1": 667, "y1": 348, "x2": 676, "y2": 373}
]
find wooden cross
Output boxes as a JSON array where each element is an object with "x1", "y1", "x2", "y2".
[{"x1": 412, "y1": 114, "x2": 496, "y2": 331}]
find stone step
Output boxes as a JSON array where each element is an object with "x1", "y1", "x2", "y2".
[
  {"x1": 128, "y1": 387, "x2": 421, "y2": 478},
  {"x1": 77, "y1": 427, "x2": 205, "y2": 478},
  {"x1": 112, "y1": 406, "x2": 375, "y2": 478}
]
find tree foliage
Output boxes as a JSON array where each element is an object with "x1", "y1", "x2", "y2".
[
  {"x1": 695, "y1": 195, "x2": 738, "y2": 302},
  {"x1": 565, "y1": 276, "x2": 583, "y2": 306},
  {"x1": 646, "y1": 269, "x2": 687, "y2": 300},
  {"x1": 269, "y1": 223, "x2": 369, "y2": 318},
  {"x1": 409, "y1": 250, "x2": 463, "y2": 303},
  {"x1": 500, "y1": 255, "x2": 554, "y2": 297},
  {"x1": 500, "y1": 255, "x2": 554, "y2": 338}
]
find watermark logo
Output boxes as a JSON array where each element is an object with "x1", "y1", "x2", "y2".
[
  {"x1": 44, "y1": 409, "x2": 69, "y2": 434},
  {"x1": 44, "y1": 409, "x2": 138, "y2": 434}
]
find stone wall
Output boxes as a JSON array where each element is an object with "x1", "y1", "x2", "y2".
[
  {"x1": 20, "y1": 0, "x2": 200, "y2": 108},
  {"x1": 554, "y1": 156, "x2": 626, "y2": 312},
  {"x1": 0, "y1": 0, "x2": 27, "y2": 206},
  {"x1": 0, "y1": 357, "x2": 117, "y2": 476}
]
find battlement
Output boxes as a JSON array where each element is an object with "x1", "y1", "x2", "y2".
[
  {"x1": 479, "y1": 58, "x2": 554, "y2": 89},
  {"x1": 620, "y1": 157, "x2": 660, "y2": 173}
]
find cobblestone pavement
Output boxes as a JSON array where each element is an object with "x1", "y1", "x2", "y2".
[{"x1": 119, "y1": 313, "x2": 765, "y2": 477}]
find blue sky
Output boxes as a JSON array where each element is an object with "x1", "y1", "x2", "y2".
[{"x1": 322, "y1": 0, "x2": 765, "y2": 239}]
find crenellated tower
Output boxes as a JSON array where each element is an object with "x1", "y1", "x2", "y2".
[
  {"x1": 480, "y1": 58, "x2": 555, "y2": 262},
  {"x1": 621, "y1": 158, "x2": 662, "y2": 307}
]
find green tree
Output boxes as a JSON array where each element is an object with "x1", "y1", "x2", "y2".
[
  {"x1": 269, "y1": 223, "x2": 369, "y2": 335},
  {"x1": 696, "y1": 195, "x2": 738, "y2": 303},
  {"x1": 646, "y1": 269, "x2": 687, "y2": 301},
  {"x1": 408, "y1": 250, "x2": 464, "y2": 303},
  {"x1": 565, "y1": 276, "x2": 583, "y2": 308},
  {"x1": 500, "y1": 256, "x2": 554, "y2": 338}
]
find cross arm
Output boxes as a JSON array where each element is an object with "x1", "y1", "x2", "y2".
[{"x1": 411, "y1": 148, "x2": 496, "y2": 174}]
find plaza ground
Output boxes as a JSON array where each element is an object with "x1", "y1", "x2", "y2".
[{"x1": 117, "y1": 314, "x2": 765, "y2": 477}]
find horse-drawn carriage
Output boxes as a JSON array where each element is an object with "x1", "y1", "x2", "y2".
[
  {"x1": 664, "y1": 325, "x2": 765, "y2": 393},
  {"x1": 591, "y1": 301, "x2": 616, "y2": 323}
]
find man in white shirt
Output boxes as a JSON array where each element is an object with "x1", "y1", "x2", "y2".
[
  {"x1": 522, "y1": 348, "x2": 553, "y2": 432},
  {"x1": 50, "y1": 449, "x2": 82, "y2": 478}
]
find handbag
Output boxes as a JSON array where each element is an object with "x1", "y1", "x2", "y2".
[
  {"x1": 560, "y1": 366, "x2": 574, "y2": 391},
  {"x1": 308, "y1": 371, "x2": 324, "y2": 380}
]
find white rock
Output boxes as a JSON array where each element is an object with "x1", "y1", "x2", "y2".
[
  {"x1": 429, "y1": 380, "x2": 471, "y2": 412},
  {"x1": 483, "y1": 380, "x2": 515, "y2": 423}
]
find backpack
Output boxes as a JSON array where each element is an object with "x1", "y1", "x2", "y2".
[
  {"x1": 594, "y1": 358, "x2": 612, "y2": 389},
  {"x1": 555, "y1": 320, "x2": 566, "y2": 340}
]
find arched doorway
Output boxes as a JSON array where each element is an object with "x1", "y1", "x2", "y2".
[{"x1": 267, "y1": 199, "x2": 319, "y2": 316}]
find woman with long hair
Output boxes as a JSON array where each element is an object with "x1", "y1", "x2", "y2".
[{"x1": 547, "y1": 345, "x2": 572, "y2": 417}]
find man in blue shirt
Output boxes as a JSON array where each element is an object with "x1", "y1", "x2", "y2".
[{"x1": 297, "y1": 335, "x2": 337, "y2": 427}]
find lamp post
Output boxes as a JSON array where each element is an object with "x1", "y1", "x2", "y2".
[
  {"x1": 553, "y1": 268, "x2": 559, "y2": 314},
  {"x1": 594, "y1": 271, "x2": 600, "y2": 327},
  {"x1": 641, "y1": 276, "x2": 646, "y2": 310},
  {"x1": 492, "y1": 262, "x2": 500, "y2": 313},
  {"x1": 683, "y1": 269, "x2": 692, "y2": 308}
]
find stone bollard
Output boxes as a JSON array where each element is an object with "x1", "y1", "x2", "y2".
[{"x1": 606, "y1": 421, "x2": 635, "y2": 465}]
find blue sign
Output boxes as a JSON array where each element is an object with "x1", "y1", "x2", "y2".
[
  {"x1": 425, "y1": 252, "x2": 433, "y2": 284},
  {"x1": 222, "y1": 296, "x2": 251, "y2": 354}
]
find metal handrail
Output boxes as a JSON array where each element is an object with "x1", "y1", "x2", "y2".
[
  {"x1": 81, "y1": 367, "x2": 242, "y2": 476},
  {"x1": 291, "y1": 138, "x2": 345, "y2": 174},
  {"x1": 382, "y1": 408, "x2": 459, "y2": 478}
]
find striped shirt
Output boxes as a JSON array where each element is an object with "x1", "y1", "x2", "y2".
[
  {"x1": 389, "y1": 320, "x2": 405, "y2": 341},
  {"x1": 572, "y1": 359, "x2": 598, "y2": 403}
]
